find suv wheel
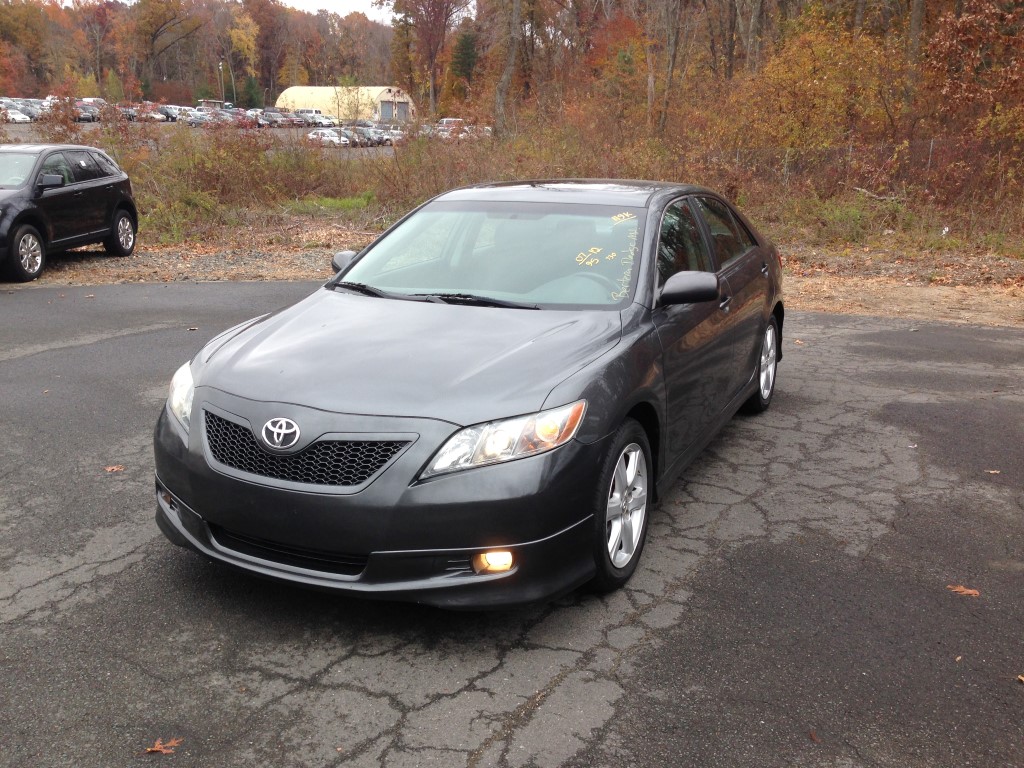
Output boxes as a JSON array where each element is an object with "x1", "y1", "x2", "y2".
[
  {"x1": 104, "y1": 210, "x2": 136, "y2": 257},
  {"x1": 6, "y1": 224, "x2": 46, "y2": 282}
]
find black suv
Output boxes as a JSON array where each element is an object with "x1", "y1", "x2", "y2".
[{"x1": 0, "y1": 143, "x2": 138, "y2": 281}]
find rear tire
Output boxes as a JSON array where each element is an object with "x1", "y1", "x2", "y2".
[
  {"x1": 104, "y1": 209, "x2": 136, "y2": 257},
  {"x1": 5, "y1": 224, "x2": 45, "y2": 282},
  {"x1": 590, "y1": 419, "x2": 652, "y2": 593}
]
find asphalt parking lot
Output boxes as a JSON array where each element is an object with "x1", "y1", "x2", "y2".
[{"x1": 1, "y1": 281, "x2": 1022, "y2": 767}]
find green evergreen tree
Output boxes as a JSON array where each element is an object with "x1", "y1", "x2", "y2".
[
  {"x1": 450, "y1": 30, "x2": 477, "y2": 85},
  {"x1": 241, "y1": 76, "x2": 261, "y2": 108}
]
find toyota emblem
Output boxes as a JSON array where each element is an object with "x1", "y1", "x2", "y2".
[{"x1": 261, "y1": 417, "x2": 300, "y2": 450}]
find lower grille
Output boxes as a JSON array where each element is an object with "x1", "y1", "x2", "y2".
[
  {"x1": 204, "y1": 410, "x2": 408, "y2": 487},
  {"x1": 210, "y1": 525, "x2": 368, "y2": 576}
]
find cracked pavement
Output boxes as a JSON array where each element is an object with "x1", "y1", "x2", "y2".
[{"x1": 1, "y1": 282, "x2": 1022, "y2": 767}]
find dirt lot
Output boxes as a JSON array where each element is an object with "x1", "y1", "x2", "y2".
[{"x1": 11, "y1": 215, "x2": 1024, "y2": 328}]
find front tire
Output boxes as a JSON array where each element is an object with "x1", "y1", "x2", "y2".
[
  {"x1": 742, "y1": 315, "x2": 779, "y2": 414},
  {"x1": 104, "y1": 210, "x2": 136, "y2": 257},
  {"x1": 591, "y1": 419, "x2": 652, "y2": 593},
  {"x1": 6, "y1": 224, "x2": 46, "y2": 282}
]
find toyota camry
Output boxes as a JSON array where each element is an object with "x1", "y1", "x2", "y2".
[{"x1": 154, "y1": 180, "x2": 784, "y2": 608}]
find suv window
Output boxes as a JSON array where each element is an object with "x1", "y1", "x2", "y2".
[
  {"x1": 64, "y1": 150, "x2": 103, "y2": 182},
  {"x1": 657, "y1": 199, "x2": 712, "y2": 285},
  {"x1": 694, "y1": 197, "x2": 756, "y2": 267},
  {"x1": 91, "y1": 151, "x2": 120, "y2": 176},
  {"x1": 39, "y1": 152, "x2": 74, "y2": 185}
]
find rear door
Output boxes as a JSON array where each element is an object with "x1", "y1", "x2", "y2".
[
  {"x1": 692, "y1": 196, "x2": 770, "y2": 401},
  {"x1": 63, "y1": 149, "x2": 113, "y2": 236}
]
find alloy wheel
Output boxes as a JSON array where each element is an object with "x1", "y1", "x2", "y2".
[
  {"x1": 117, "y1": 216, "x2": 135, "y2": 250},
  {"x1": 18, "y1": 232, "x2": 42, "y2": 275},
  {"x1": 605, "y1": 443, "x2": 648, "y2": 569},
  {"x1": 759, "y1": 323, "x2": 777, "y2": 400}
]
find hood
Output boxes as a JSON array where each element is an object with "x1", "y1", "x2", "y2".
[{"x1": 196, "y1": 287, "x2": 623, "y2": 425}]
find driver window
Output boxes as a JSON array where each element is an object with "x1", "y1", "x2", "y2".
[
  {"x1": 657, "y1": 200, "x2": 711, "y2": 285},
  {"x1": 39, "y1": 153, "x2": 74, "y2": 185}
]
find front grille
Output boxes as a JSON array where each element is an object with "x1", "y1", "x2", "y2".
[
  {"x1": 204, "y1": 411, "x2": 408, "y2": 487},
  {"x1": 210, "y1": 525, "x2": 368, "y2": 576}
]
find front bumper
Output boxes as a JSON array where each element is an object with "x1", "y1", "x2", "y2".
[{"x1": 154, "y1": 402, "x2": 608, "y2": 609}]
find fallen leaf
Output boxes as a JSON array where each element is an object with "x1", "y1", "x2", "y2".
[
  {"x1": 946, "y1": 584, "x2": 980, "y2": 597},
  {"x1": 985, "y1": 470, "x2": 1001, "y2": 475},
  {"x1": 145, "y1": 737, "x2": 183, "y2": 755},
  {"x1": 908, "y1": 444, "x2": 917, "y2": 449},
  {"x1": 956, "y1": 656, "x2": 962, "y2": 662},
  {"x1": 1018, "y1": 675, "x2": 1024, "y2": 684},
  {"x1": 104, "y1": 465, "x2": 125, "y2": 473},
  {"x1": 85, "y1": 294, "x2": 95, "y2": 298},
  {"x1": 809, "y1": 730, "x2": 820, "y2": 743},
  {"x1": 794, "y1": 339, "x2": 805, "y2": 345}
]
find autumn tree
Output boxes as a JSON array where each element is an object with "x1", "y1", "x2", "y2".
[{"x1": 387, "y1": 0, "x2": 471, "y2": 113}]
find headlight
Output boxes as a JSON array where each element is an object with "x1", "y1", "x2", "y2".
[
  {"x1": 167, "y1": 362, "x2": 194, "y2": 431},
  {"x1": 421, "y1": 400, "x2": 586, "y2": 478}
]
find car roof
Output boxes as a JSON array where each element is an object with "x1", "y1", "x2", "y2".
[
  {"x1": 437, "y1": 179, "x2": 710, "y2": 208},
  {"x1": 0, "y1": 143, "x2": 104, "y2": 155}
]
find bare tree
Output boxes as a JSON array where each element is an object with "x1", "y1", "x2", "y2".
[
  {"x1": 494, "y1": 0, "x2": 522, "y2": 134},
  {"x1": 388, "y1": 0, "x2": 471, "y2": 113}
]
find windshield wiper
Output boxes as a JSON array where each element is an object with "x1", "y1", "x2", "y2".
[
  {"x1": 333, "y1": 281, "x2": 392, "y2": 298},
  {"x1": 413, "y1": 293, "x2": 540, "y2": 310},
  {"x1": 333, "y1": 281, "x2": 435, "y2": 302}
]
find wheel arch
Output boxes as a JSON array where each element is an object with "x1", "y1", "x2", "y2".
[
  {"x1": 623, "y1": 400, "x2": 661, "y2": 502},
  {"x1": 772, "y1": 300, "x2": 785, "y2": 361},
  {"x1": 8, "y1": 213, "x2": 51, "y2": 248}
]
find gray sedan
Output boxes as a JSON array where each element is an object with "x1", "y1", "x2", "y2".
[{"x1": 154, "y1": 180, "x2": 784, "y2": 608}]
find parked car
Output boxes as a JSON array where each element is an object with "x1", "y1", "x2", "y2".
[
  {"x1": 1, "y1": 108, "x2": 31, "y2": 123},
  {"x1": 137, "y1": 108, "x2": 167, "y2": 122},
  {"x1": 75, "y1": 101, "x2": 101, "y2": 122},
  {"x1": 384, "y1": 125, "x2": 407, "y2": 143},
  {"x1": 0, "y1": 143, "x2": 138, "y2": 282},
  {"x1": 157, "y1": 105, "x2": 179, "y2": 122},
  {"x1": 16, "y1": 103, "x2": 43, "y2": 120},
  {"x1": 261, "y1": 110, "x2": 288, "y2": 127},
  {"x1": 353, "y1": 126, "x2": 381, "y2": 146},
  {"x1": 337, "y1": 128, "x2": 364, "y2": 147},
  {"x1": 278, "y1": 111, "x2": 306, "y2": 126},
  {"x1": 306, "y1": 128, "x2": 349, "y2": 147},
  {"x1": 153, "y1": 179, "x2": 784, "y2": 608}
]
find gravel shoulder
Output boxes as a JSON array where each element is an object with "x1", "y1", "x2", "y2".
[{"x1": 6, "y1": 216, "x2": 1023, "y2": 327}]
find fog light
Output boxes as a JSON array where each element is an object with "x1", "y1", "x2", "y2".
[
  {"x1": 158, "y1": 488, "x2": 178, "y2": 513},
  {"x1": 472, "y1": 550, "x2": 514, "y2": 573}
]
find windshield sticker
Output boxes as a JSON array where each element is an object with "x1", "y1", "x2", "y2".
[
  {"x1": 576, "y1": 247, "x2": 603, "y2": 267},
  {"x1": 612, "y1": 212, "x2": 637, "y2": 226},
  {"x1": 611, "y1": 227, "x2": 639, "y2": 300}
]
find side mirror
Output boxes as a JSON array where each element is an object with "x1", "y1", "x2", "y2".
[
  {"x1": 331, "y1": 250, "x2": 357, "y2": 273},
  {"x1": 659, "y1": 271, "x2": 719, "y2": 305},
  {"x1": 39, "y1": 173, "x2": 64, "y2": 188}
]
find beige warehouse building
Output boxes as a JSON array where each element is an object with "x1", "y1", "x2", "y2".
[{"x1": 276, "y1": 86, "x2": 416, "y2": 122}]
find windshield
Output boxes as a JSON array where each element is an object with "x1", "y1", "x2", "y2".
[
  {"x1": 0, "y1": 153, "x2": 37, "y2": 189},
  {"x1": 339, "y1": 200, "x2": 645, "y2": 308}
]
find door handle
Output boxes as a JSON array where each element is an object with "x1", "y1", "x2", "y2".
[
  {"x1": 719, "y1": 294, "x2": 732, "y2": 313},
  {"x1": 760, "y1": 262, "x2": 770, "y2": 276}
]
